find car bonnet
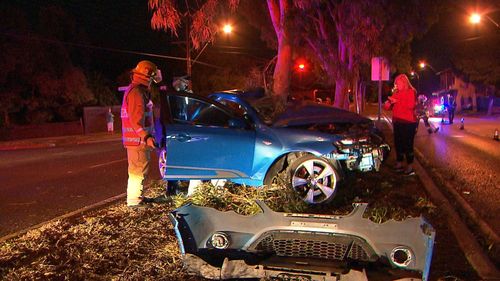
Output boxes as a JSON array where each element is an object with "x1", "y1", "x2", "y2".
[{"x1": 273, "y1": 102, "x2": 371, "y2": 127}]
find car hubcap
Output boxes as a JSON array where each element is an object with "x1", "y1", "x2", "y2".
[
  {"x1": 292, "y1": 159, "x2": 336, "y2": 204},
  {"x1": 158, "y1": 148, "x2": 167, "y2": 178}
]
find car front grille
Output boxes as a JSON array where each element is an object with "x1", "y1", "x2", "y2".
[{"x1": 251, "y1": 231, "x2": 376, "y2": 262}]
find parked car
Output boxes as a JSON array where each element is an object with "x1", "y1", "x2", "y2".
[
  {"x1": 155, "y1": 90, "x2": 389, "y2": 204},
  {"x1": 169, "y1": 200, "x2": 435, "y2": 280}
]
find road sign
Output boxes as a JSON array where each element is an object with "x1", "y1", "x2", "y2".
[{"x1": 371, "y1": 57, "x2": 390, "y2": 81}]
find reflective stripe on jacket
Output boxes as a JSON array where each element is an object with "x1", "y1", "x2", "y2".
[{"x1": 121, "y1": 84, "x2": 154, "y2": 147}]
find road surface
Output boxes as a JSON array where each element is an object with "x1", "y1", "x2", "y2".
[
  {"x1": 414, "y1": 117, "x2": 499, "y2": 235},
  {"x1": 0, "y1": 141, "x2": 160, "y2": 236}
]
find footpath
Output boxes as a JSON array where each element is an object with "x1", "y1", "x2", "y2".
[{"x1": 0, "y1": 132, "x2": 121, "y2": 151}]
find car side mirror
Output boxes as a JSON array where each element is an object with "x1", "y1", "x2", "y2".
[{"x1": 228, "y1": 118, "x2": 247, "y2": 129}]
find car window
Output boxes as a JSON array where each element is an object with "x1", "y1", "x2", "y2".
[
  {"x1": 216, "y1": 99, "x2": 247, "y2": 118},
  {"x1": 168, "y1": 95, "x2": 232, "y2": 127}
]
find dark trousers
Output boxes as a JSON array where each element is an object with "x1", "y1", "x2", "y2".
[
  {"x1": 448, "y1": 107, "x2": 455, "y2": 123},
  {"x1": 393, "y1": 122, "x2": 418, "y2": 164}
]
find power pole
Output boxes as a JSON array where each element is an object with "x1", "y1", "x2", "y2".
[{"x1": 186, "y1": 18, "x2": 191, "y2": 79}]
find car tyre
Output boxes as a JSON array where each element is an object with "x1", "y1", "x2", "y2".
[{"x1": 288, "y1": 155, "x2": 338, "y2": 204}]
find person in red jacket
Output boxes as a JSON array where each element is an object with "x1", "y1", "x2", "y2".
[
  {"x1": 121, "y1": 60, "x2": 162, "y2": 208},
  {"x1": 384, "y1": 74, "x2": 418, "y2": 176}
]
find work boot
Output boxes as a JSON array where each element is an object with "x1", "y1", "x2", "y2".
[
  {"x1": 128, "y1": 201, "x2": 152, "y2": 209},
  {"x1": 151, "y1": 194, "x2": 172, "y2": 204}
]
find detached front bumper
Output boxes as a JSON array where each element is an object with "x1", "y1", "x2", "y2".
[{"x1": 169, "y1": 201, "x2": 434, "y2": 281}]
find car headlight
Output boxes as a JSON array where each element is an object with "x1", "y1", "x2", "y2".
[{"x1": 209, "y1": 232, "x2": 230, "y2": 249}]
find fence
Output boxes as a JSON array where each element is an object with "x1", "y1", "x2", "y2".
[{"x1": 83, "y1": 106, "x2": 122, "y2": 134}]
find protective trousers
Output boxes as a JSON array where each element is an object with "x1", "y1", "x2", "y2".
[{"x1": 126, "y1": 146, "x2": 151, "y2": 206}]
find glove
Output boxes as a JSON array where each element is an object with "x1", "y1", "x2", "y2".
[{"x1": 144, "y1": 135, "x2": 157, "y2": 149}]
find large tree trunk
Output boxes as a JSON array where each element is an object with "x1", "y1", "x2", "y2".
[
  {"x1": 273, "y1": 39, "x2": 292, "y2": 100},
  {"x1": 334, "y1": 79, "x2": 347, "y2": 109},
  {"x1": 267, "y1": 0, "x2": 292, "y2": 101}
]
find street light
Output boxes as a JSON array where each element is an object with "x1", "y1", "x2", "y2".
[
  {"x1": 186, "y1": 23, "x2": 233, "y2": 80},
  {"x1": 469, "y1": 12, "x2": 500, "y2": 29},
  {"x1": 419, "y1": 61, "x2": 436, "y2": 73},
  {"x1": 223, "y1": 24, "x2": 233, "y2": 34},
  {"x1": 470, "y1": 13, "x2": 481, "y2": 24},
  {"x1": 410, "y1": 71, "x2": 420, "y2": 93}
]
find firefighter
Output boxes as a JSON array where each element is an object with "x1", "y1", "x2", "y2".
[
  {"x1": 415, "y1": 95, "x2": 438, "y2": 134},
  {"x1": 121, "y1": 60, "x2": 162, "y2": 208}
]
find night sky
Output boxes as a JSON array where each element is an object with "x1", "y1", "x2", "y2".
[
  {"x1": 412, "y1": 0, "x2": 500, "y2": 93},
  {"x1": 6, "y1": 1, "x2": 499, "y2": 93}
]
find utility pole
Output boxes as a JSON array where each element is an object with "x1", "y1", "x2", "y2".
[{"x1": 186, "y1": 18, "x2": 192, "y2": 79}]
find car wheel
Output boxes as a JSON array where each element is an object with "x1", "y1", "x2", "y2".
[
  {"x1": 263, "y1": 157, "x2": 288, "y2": 187},
  {"x1": 289, "y1": 155, "x2": 338, "y2": 204},
  {"x1": 158, "y1": 148, "x2": 167, "y2": 178}
]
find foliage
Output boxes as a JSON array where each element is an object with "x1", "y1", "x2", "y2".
[
  {"x1": 149, "y1": 0, "x2": 239, "y2": 50},
  {"x1": 191, "y1": 49, "x2": 264, "y2": 95},
  {"x1": 87, "y1": 72, "x2": 120, "y2": 106},
  {"x1": 0, "y1": 3, "x2": 96, "y2": 126},
  {"x1": 454, "y1": 41, "x2": 500, "y2": 88},
  {"x1": 171, "y1": 182, "x2": 309, "y2": 215},
  {"x1": 295, "y1": 0, "x2": 440, "y2": 108}
]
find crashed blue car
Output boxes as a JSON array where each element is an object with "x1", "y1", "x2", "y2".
[{"x1": 156, "y1": 90, "x2": 389, "y2": 204}]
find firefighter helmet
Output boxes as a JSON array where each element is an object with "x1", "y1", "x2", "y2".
[{"x1": 132, "y1": 60, "x2": 162, "y2": 83}]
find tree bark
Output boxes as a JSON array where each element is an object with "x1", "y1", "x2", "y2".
[
  {"x1": 267, "y1": 0, "x2": 292, "y2": 100},
  {"x1": 273, "y1": 39, "x2": 292, "y2": 100},
  {"x1": 334, "y1": 79, "x2": 346, "y2": 109}
]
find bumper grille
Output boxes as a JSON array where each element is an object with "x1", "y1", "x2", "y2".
[{"x1": 252, "y1": 231, "x2": 375, "y2": 262}]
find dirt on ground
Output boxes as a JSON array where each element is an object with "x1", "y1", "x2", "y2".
[{"x1": 0, "y1": 125, "x2": 480, "y2": 281}]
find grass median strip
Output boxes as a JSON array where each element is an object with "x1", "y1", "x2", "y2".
[{"x1": 0, "y1": 169, "x2": 473, "y2": 280}]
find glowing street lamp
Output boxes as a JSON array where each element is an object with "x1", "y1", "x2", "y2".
[
  {"x1": 470, "y1": 13, "x2": 481, "y2": 24},
  {"x1": 223, "y1": 24, "x2": 233, "y2": 34},
  {"x1": 187, "y1": 23, "x2": 234, "y2": 81},
  {"x1": 469, "y1": 11, "x2": 500, "y2": 29},
  {"x1": 419, "y1": 61, "x2": 436, "y2": 73}
]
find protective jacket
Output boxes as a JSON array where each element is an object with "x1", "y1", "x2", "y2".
[
  {"x1": 121, "y1": 83, "x2": 154, "y2": 147},
  {"x1": 392, "y1": 89, "x2": 417, "y2": 123}
]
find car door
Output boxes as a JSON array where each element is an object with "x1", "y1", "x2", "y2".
[{"x1": 164, "y1": 94, "x2": 256, "y2": 180}]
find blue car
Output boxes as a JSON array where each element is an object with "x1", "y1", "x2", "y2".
[{"x1": 156, "y1": 91, "x2": 389, "y2": 204}]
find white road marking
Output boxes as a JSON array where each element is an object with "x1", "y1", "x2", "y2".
[{"x1": 90, "y1": 159, "x2": 127, "y2": 169}]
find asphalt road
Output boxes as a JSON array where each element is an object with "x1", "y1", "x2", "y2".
[
  {"x1": 0, "y1": 141, "x2": 161, "y2": 236},
  {"x1": 414, "y1": 117, "x2": 500, "y2": 235}
]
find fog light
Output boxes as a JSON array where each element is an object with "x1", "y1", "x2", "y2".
[
  {"x1": 390, "y1": 246, "x2": 412, "y2": 267},
  {"x1": 210, "y1": 232, "x2": 230, "y2": 249}
]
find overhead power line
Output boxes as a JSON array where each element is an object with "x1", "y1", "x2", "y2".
[{"x1": 0, "y1": 32, "x2": 221, "y2": 69}]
